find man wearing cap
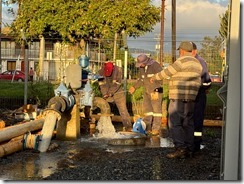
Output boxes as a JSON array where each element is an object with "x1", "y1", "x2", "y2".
[
  {"x1": 192, "y1": 42, "x2": 212, "y2": 152},
  {"x1": 98, "y1": 61, "x2": 132, "y2": 131},
  {"x1": 129, "y1": 54, "x2": 163, "y2": 136},
  {"x1": 150, "y1": 41, "x2": 202, "y2": 159}
]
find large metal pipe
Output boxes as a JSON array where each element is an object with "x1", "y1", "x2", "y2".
[
  {"x1": 0, "y1": 94, "x2": 73, "y2": 154},
  {"x1": 92, "y1": 97, "x2": 111, "y2": 115},
  {"x1": 0, "y1": 135, "x2": 24, "y2": 158},
  {"x1": 38, "y1": 94, "x2": 75, "y2": 152},
  {"x1": 0, "y1": 119, "x2": 44, "y2": 144},
  {"x1": 47, "y1": 96, "x2": 69, "y2": 113},
  {"x1": 38, "y1": 109, "x2": 61, "y2": 153}
]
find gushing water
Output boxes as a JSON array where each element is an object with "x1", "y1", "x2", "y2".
[
  {"x1": 94, "y1": 115, "x2": 120, "y2": 138},
  {"x1": 92, "y1": 115, "x2": 174, "y2": 148},
  {"x1": 93, "y1": 115, "x2": 143, "y2": 139}
]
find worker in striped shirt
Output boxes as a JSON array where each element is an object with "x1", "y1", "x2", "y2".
[{"x1": 150, "y1": 41, "x2": 202, "y2": 159}]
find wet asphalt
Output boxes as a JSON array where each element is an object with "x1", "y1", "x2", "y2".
[{"x1": 0, "y1": 126, "x2": 222, "y2": 181}]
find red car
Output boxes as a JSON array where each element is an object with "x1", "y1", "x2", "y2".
[{"x1": 0, "y1": 70, "x2": 25, "y2": 82}]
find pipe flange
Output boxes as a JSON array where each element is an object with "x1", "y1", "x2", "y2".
[
  {"x1": 47, "y1": 96, "x2": 67, "y2": 112},
  {"x1": 42, "y1": 109, "x2": 62, "y2": 121}
]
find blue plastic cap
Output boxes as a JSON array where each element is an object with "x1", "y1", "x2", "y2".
[{"x1": 132, "y1": 118, "x2": 146, "y2": 134}]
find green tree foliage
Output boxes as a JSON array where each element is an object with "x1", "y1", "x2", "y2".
[
  {"x1": 219, "y1": 6, "x2": 229, "y2": 41},
  {"x1": 9, "y1": 0, "x2": 161, "y2": 44},
  {"x1": 198, "y1": 36, "x2": 223, "y2": 74}
]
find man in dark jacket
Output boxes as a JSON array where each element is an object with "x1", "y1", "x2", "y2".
[
  {"x1": 129, "y1": 54, "x2": 163, "y2": 136},
  {"x1": 98, "y1": 61, "x2": 132, "y2": 131},
  {"x1": 192, "y1": 42, "x2": 212, "y2": 152}
]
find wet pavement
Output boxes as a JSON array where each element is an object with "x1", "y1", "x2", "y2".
[
  {"x1": 0, "y1": 119, "x2": 221, "y2": 181},
  {"x1": 0, "y1": 122, "x2": 174, "y2": 180}
]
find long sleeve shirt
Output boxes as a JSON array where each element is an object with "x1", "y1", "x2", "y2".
[
  {"x1": 133, "y1": 60, "x2": 163, "y2": 94},
  {"x1": 98, "y1": 65, "x2": 124, "y2": 96},
  {"x1": 151, "y1": 55, "x2": 202, "y2": 100},
  {"x1": 195, "y1": 54, "x2": 211, "y2": 90}
]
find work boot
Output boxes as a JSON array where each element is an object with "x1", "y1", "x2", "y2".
[
  {"x1": 147, "y1": 130, "x2": 160, "y2": 136},
  {"x1": 161, "y1": 127, "x2": 169, "y2": 138},
  {"x1": 166, "y1": 148, "x2": 187, "y2": 159}
]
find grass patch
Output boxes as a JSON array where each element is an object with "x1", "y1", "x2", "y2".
[
  {"x1": 206, "y1": 84, "x2": 223, "y2": 106},
  {"x1": 0, "y1": 80, "x2": 224, "y2": 110},
  {"x1": 0, "y1": 81, "x2": 55, "y2": 106},
  {"x1": 205, "y1": 129, "x2": 217, "y2": 138}
]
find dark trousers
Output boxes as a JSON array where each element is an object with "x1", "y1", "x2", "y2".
[
  {"x1": 168, "y1": 99, "x2": 195, "y2": 151},
  {"x1": 142, "y1": 92, "x2": 162, "y2": 132},
  {"x1": 193, "y1": 88, "x2": 207, "y2": 148},
  {"x1": 29, "y1": 76, "x2": 33, "y2": 82}
]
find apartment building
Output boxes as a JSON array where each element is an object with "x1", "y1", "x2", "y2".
[{"x1": 0, "y1": 33, "x2": 107, "y2": 81}]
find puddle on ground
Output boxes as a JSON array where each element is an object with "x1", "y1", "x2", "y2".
[
  {"x1": 0, "y1": 116, "x2": 174, "y2": 180},
  {"x1": 0, "y1": 150, "x2": 63, "y2": 180},
  {"x1": 1, "y1": 135, "x2": 174, "y2": 180}
]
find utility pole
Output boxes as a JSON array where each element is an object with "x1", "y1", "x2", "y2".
[
  {"x1": 21, "y1": 29, "x2": 29, "y2": 105},
  {"x1": 0, "y1": 0, "x2": 2, "y2": 72},
  {"x1": 159, "y1": 0, "x2": 165, "y2": 66},
  {"x1": 172, "y1": 0, "x2": 176, "y2": 63}
]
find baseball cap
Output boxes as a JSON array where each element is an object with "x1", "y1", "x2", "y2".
[
  {"x1": 177, "y1": 41, "x2": 193, "y2": 52},
  {"x1": 104, "y1": 62, "x2": 114, "y2": 77},
  {"x1": 192, "y1": 42, "x2": 197, "y2": 50},
  {"x1": 136, "y1": 54, "x2": 150, "y2": 67}
]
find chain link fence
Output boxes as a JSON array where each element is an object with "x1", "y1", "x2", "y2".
[{"x1": 0, "y1": 39, "x2": 224, "y2": 120}]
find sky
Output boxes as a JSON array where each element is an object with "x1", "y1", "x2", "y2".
[
  {"x1": 127, "y1": 0, "x2": 229, "y2": 52},
  {"x1": 2, "y1": 3, "x2": 17, "y2": 26},
  {"x1": 1, "y1": 0, "x2": 230, "y2": 53}
]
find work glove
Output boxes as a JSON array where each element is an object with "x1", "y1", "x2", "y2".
[
  {"x1": 129, "y1": 86, "x2": 135, "y2": 94},
  {"x1": 103, "y1": 94, "x2": 113, "y2": 99},
  {"x1": 150, "y1": 92, "x2": 159, "y2": 100}
]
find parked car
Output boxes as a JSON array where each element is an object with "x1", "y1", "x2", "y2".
[
  {"x1": 0, "y1": 70, "x2": 25, "y2": 82},
  {"x1": 210, "y1": 74, "x2": 221, "y2": 83}
]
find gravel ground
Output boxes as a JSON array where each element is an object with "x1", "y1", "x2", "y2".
[
  {"x1": 43, "y1": 127, "x2": 222, "y2": 181},
  {"x1": 0, "y1": 109, "x2": 222, "y2": 181}
]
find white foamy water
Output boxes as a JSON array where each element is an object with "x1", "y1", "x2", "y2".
[
  {"x1": 160, "y1": 137, "x2": 174, "y2": 147},
  {"x1": 95, "y1": 116, "x2": 120, "y2": 138},
  {"x1": 94, "y1": 115, "x2": 146, "y2": 139},
  {"x1": 91, "y1": 115, "x2": 174, "y2": 149}
]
